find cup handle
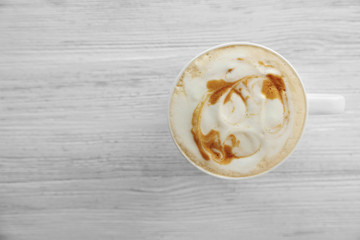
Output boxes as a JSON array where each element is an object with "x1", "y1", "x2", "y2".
[{"x1": 307, "y1": 94, "x2": 345, "y2": 115}]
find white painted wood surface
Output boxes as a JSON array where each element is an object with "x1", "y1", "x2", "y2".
[{"x1": 0, "y1": 0, "x2": 359, "y2": 239}]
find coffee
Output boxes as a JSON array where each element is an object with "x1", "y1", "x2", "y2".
[{"x1": 169, "y1": 44, "x2": 306, "y2": 178}]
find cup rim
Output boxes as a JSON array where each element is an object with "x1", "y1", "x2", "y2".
[{"x1": 168, "y1": 42, "x2": 308, "y2": 180}]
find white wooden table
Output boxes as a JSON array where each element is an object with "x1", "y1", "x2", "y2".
[{"x1": 0, "y1": 0, "x2": 359, "y2": 239}]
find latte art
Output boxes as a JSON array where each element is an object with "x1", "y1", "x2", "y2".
[{"x1": 169, "y1": 45, "x2": 306, "y2": 177}]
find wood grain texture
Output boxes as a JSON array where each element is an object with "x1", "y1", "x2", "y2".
[{"x1": 0, "y1": 0, "x2": 360, "y2": 239}]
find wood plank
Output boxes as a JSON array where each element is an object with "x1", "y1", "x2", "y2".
[{"x1": 0, "y1": 0, "x2": 359, "y2": 239}]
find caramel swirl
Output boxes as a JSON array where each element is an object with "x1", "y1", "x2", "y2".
[
  {"x1": 259, "y1": 61, "x2": 275, "y2": 68},
  {"x1": 191, "y1": 76, "x2": 257, "y2": 164},
  {"x1": 207, "y1": 79, "x2": 237, "y2": 105},
  {"x1": 261, "y1": 74, "x2": 286, "y2": 103},
  {"x1": 191, "y1": 73, "x2": 289, "y2": 165}
]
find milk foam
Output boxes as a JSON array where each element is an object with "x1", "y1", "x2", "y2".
[{"x1": 170, "y1": 45, "x2": 305, "y2": 177}]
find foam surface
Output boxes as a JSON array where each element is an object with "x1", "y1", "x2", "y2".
[{"x1": 169, "y1": 45, "x2": 307, "y2": 177}]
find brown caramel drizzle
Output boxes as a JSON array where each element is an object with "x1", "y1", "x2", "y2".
[
  {"x1": 191, "y1": 73, "x2": 289, "y2": 165},
  {"x1": 259, "y1": 61, "x2": 275, "y2": 68},
  {"x1": 207, "y1": 76, "x2": 256, "y2": 105},
  {"x1": 207, "y1": 79, "x2": 233, "y2": 91},
  {"x1": 227, "y1": 134, "x2": 240, "y2": 148},
  {"x1": 191, "y1": 76, "x2": 255, "y2": 164},
  {"x1": 207, "y1": 80, "x2": 236, "y2": 105},
  {"x1": 199, "y1": 129, "x2": 223, "y2": 161},
  {"x1": 261, "y1": 74, "x2": 290, "y2": 133},
  {"x1": 224, "y1": 88, "x2": 246, "y2": 104},
  {"x1": 189, "y1": 52, "x2": 294, "y2": 165},
  {"x1": 261, "y1": 74, "x2": 286, "y2": 104},
  {"x1": 267, "y1": 74, "x2": 285, "y2": 92},
  {"x1": 223, "y1": 89, "x2": 235, "y2": 104},
  {"x1": 191, "y1": 123, "x2": 243, "y2": 164}
]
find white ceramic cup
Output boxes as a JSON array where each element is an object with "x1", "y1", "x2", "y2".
[{"x1": 169, "y1": 42, "x2": 345, "y2": 179}]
